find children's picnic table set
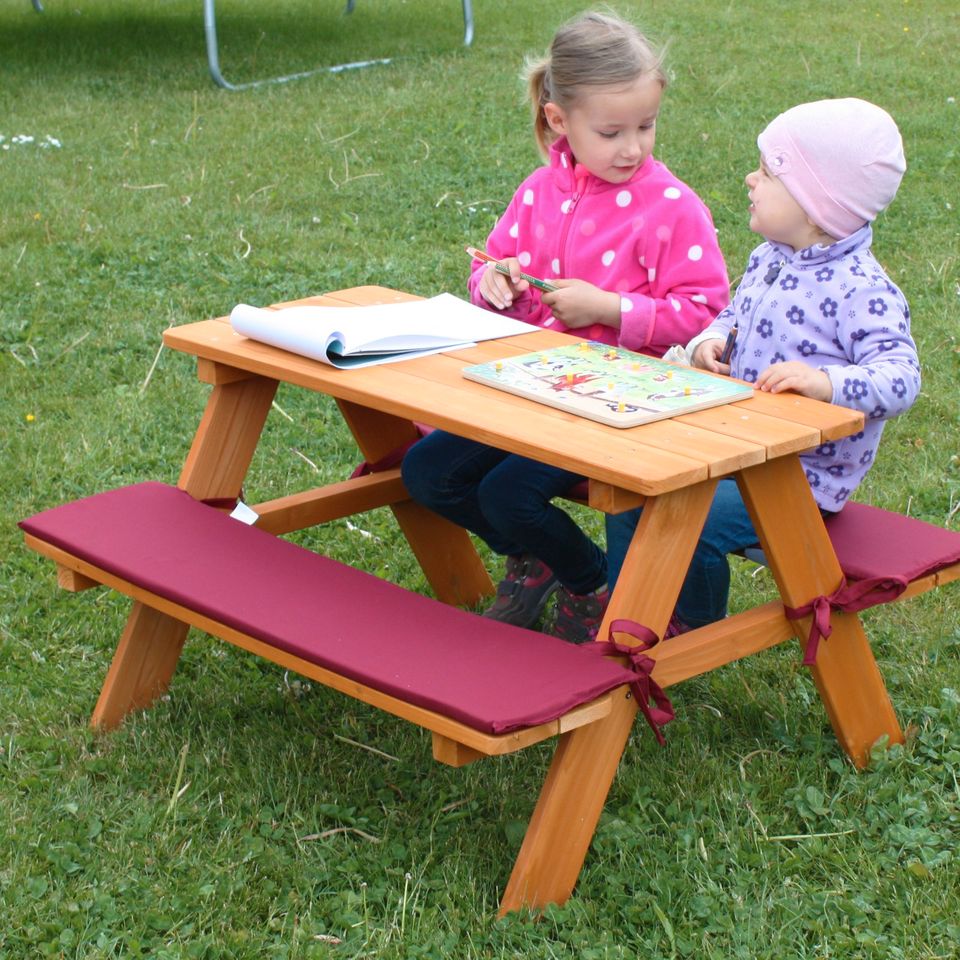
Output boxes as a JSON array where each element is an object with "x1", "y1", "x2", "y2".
[{"x1": 20, "y1": 285, "x2": 960, "y2": 915}]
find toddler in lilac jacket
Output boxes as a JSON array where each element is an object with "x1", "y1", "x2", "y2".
[
  {"x1": 607, "y1": 98, "x2": 921, "y2": 632},
  {"x1": 403, "y1": 11, "x2": 728, "y2": 645}
]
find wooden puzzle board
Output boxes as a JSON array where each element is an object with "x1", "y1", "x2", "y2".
[{"x1": 462, "y1": 342, "x2": 754, "y2": 428}]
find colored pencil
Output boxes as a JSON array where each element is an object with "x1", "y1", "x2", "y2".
[
  {"x1": 465, "y1": 246, "x2": 558, "y2": 293},
  {"x1": 719, "y1": 323, "x2": 738, "y2": 365}
]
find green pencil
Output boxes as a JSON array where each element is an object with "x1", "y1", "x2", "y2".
[{"x1": 465, "y1": 245, "x2": 558, "y2": 293}]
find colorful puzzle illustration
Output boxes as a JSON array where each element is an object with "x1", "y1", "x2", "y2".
[{"x1": 462, "y1": 342, "x2": 753, "y2": 428}]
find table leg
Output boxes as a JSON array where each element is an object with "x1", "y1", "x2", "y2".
[
  {"x1": 178, "y1": 375, "x2": 279, "y2": 500},
  {"x1": 91, "y1": 604, "x2": 189, "y2": 730},
  {"x1": 499, "y1": 480, "x2": 717, "y2": 914},
  {"x1": 738, "y1": 456, "x2": 903, "y2": 767},
  {"x1": 90, "y1": 376, "x2": 279, "y2": 729},
  {"x1": 337, "y1": 399, "x2": 493, "y2": 606}
]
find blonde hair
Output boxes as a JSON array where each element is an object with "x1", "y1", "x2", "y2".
[{"x1": 524, "y1": 10, "x2": 667, "y2": 157}]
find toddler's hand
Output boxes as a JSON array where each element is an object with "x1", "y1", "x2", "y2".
[
  {"x1": 756, "y1": 361, "x2": 832, "y2": 401},
  {"x1": 691, "y1": 339, "x2": 729, "y2": 374},
  {"x1": 478, "y1": 259, "x2": 528, "y2": 310},
  {"x1": 541, "y1": 280, "x2": 621, "y2": 329}
]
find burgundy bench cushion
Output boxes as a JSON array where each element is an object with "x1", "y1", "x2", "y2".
[
  {"x1": 826, "y1": 502, "x2": 960, "y2": 583},
  {"x1": 20, "y1": 483, "x2": 636, "y2": 736}
]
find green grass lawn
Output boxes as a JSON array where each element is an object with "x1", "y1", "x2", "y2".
[{"x1": 2, "y1": 0, "x2": 959, "y2": 956}]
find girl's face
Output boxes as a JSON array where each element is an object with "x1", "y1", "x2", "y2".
[
  {"x1": 745, "y1": 159, "x2": 834, "y2": 250},
  {"x1": 544, "y1": 73, "x2": 662, "y2": 184}
]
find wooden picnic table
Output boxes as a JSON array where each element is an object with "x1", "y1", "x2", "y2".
[{"x1": 154, "y1": 284, "x2": 903, "y2": 912}]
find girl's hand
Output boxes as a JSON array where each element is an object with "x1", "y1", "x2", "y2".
[
  {"x1": 691, "y1": 339, "x2": 730, "y2": 374},
  {"x1": 756, "y1": 361, "x2": 832, "y2": 401},
  {"x1": 541, "y1": 279, "x2": 621, "y2": 330},
  {"x1": 477, "y1": 259, "x2": 528, "y2": 310}
]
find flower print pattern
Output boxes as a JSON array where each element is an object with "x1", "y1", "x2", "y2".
[
  {"x1": 709, "y1": 227, "x2": 918, "y2": 515},
  {"x1": 842, "y1": 378, "x2": 868, "y2": 401}
]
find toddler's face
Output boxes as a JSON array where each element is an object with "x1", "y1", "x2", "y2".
[
  {"x1": 544, "y1": 73, "x2": 662, "y2": 184},
  {"x1": 745, "y1": 159, "x2": 827, "y2": 251}
]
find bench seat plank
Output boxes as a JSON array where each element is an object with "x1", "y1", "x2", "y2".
[{"x1": 19, "y1": 483, "x2": 636, "y2": 740}]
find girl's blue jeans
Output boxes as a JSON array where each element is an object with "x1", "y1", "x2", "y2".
[
  {"x1": 400, "y1": 430, "x2": 607, "y2": 595},
  {"x1": 605, "y1": 477, "x2": 759, "y2": 628}
]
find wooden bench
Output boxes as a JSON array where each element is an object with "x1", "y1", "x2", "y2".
[
  {"x1": 19, "y1": 478, "x2": 960, "y2": 913},
  {"x1": 17, "y1": 482, "x2": 644, "y2": 767}
]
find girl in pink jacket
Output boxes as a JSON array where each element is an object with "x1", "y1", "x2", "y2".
[{"x1": 402, "y1": 10, "x2": 729, "y2": 643}]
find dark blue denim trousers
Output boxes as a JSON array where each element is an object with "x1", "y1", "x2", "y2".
[
  {"x1": 400, "y1": 430, "x2": 607, "y2": 594},
  {"x1": 604, "y1": 476, "x2": 760, "y2": 628}
]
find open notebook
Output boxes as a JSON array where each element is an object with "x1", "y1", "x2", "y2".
[
  {"x1": 463, "y1": 342, "x2": 754, "y2": 428},
  {"x1": 230, "y1": 293, "x2": 537, "y2": 368}
]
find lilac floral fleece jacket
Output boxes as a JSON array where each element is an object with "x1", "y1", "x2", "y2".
[
  {"x1": 468, "y1": 136, "x2": 729, "y2": 357},
  {"x1": 689, "y1": 225, "x2": 920, "y2": 511}
]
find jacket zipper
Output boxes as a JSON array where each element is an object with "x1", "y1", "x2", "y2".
[{"x1": 557, "y1": 167, "x2": 588, "y2": 278}]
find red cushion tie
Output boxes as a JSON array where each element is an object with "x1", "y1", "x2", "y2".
[
  {"x1": 588, "y1": 618, "x2": 675, "y2": 745},
  {"x1": 200, "y1": 493, "x2": 243, "y2": 510},
  {"x1": 784, "y1": 575, "x2": 908, "y2": 666},
  {"x1": 350, "y1": 424, "x2": 434, "y2": 479}
]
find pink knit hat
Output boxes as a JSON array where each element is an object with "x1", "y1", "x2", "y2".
[{"x1": 757, "y1": 98, "x2": 906, "y2": 240}]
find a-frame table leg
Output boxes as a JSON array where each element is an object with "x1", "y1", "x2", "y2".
[
  {"x1": 499, "y1": 479, "x2": 717, "y2": 914},
  {"x1": 337, "y1": 398, "x2": 493, "y2": 607},
  {"x1": 738, "y1": 456, "x2": 903, "y2": 767},
  {"x1": 90, "y1": 374, "x2": 279, "y2": 729}
]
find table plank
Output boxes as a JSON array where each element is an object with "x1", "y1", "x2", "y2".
[
  {"x1": 164, "y1": 287, "x2": 862, "y2": 494},
  {"x1": 405, "y1": 351, "x2": 767, "y2": 477},
  {"x1": 164, "y1": 320, "x2": 708, "y2": 495}
]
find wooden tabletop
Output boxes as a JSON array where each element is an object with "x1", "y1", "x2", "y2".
[{"x1": 163, "y1": 286, "x2": 864, "y2": 497}]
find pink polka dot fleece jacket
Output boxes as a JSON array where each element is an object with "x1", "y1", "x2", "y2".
[{"x1": 468, "y1": 136, "x2": 730, "y2": 357}]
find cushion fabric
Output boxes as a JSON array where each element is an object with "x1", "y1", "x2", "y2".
[
  {"x1": 20, "y1": 483, "x2": 637, "y2": 735},
  {"x1": 826, "y1": 502, "x2": 960, "y2": 583}
]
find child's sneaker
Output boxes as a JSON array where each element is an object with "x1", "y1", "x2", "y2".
[
  {"x1": 482, "y1": 554, "x2": 559, "y2": 629},
  {"x1": 547, "y1": 584, "x2": 610, "y2": 644}
]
